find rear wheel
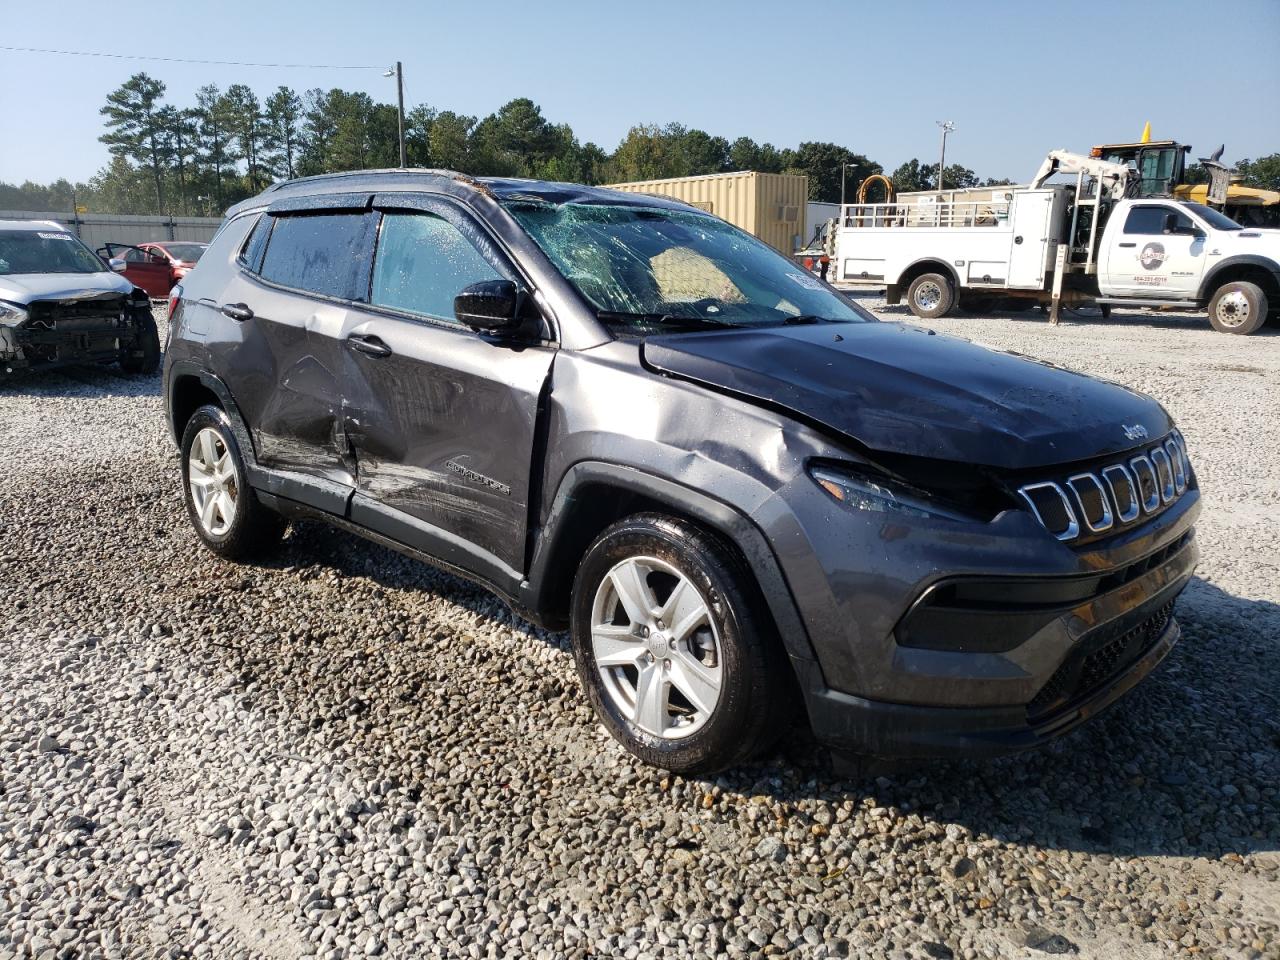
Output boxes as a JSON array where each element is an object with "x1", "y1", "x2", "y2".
[
  {"x1": 570, "y1": 514, "x2": 789, "y2": 774},
  {"x1": 180, "y1": 405, "x2": 284, "y2": 560},
  {"x1": 906, "y1": 272, "x2": 954, "y2": 319},
  {"x1": 1207, "y1": 281, "x2": 1267, "y2": 335}
]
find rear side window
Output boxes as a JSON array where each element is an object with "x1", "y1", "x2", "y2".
[
  {"x1": 370, "y1": 212, "x2": 503, "y2": 323},
  {"x1": 258, "y1": 212, "x2": 371, "y2": 300},
  {"x1": 238, "y1": 214, "x2": 272, "y2": 271}
]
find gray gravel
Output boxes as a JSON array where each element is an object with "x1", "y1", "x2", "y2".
[{"x1": 1, "y1": 304, "x2": 1277, "y2": 959}]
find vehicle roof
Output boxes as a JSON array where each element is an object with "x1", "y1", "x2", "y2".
[
  {"x1": 0, "y1": 219, "x2": 71, "y2": 231},
  {"x1": 226, "y1": 168, "x2": 697, "y2": 218}
]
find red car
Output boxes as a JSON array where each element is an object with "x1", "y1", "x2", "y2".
[{"x1": 98, "y1": 241, "x2": 207, "y2": 298}]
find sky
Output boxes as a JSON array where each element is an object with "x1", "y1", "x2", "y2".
[{"x1": 2, "y1": 0, "x2": 1278, "y2": 188}]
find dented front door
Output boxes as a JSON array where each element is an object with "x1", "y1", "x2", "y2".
[{"x1": 337, "y1": 199, "x2": 556, "y2": 580}]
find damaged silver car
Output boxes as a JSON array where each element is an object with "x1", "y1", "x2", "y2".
[{"x1": 0, "y1": 219, "x2": 161, "y2": 378}]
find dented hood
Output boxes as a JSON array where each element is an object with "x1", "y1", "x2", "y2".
[
  {"x1": 642, "y1": 322, "x2": 1171, "y2": 471},
  {"x1": 0, "y1": 271, "x2": 132, "y2": 306}
]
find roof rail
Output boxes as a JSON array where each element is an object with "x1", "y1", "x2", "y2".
[{"x1": 264, "y1": 167, "x2": 468, "y2": 193}]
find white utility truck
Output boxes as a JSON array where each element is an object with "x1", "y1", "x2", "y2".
[{"x1": 829, "y1": 151, "x2": 1280, "y2": 334}]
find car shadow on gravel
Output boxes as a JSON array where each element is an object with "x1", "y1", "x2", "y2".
[
  {"x1": 0, "y1": 365, "x2": 162, "y2": 398},
  {"x1": 256, "y1": 522, "x2": 1278, "y2": 862}
]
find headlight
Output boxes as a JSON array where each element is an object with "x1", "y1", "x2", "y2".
[
  {"x1": 809, "y1": 465, "x2": 975, "y2": 522},
  {"x1": 0, "y1": 302, "x2": 29, "y2": 327}
]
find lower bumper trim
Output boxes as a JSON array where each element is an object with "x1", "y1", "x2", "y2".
[{"x1": 807, "y1": 616, "x2": 1181, "y2": 760}]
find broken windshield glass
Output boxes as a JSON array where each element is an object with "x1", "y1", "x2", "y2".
[{"x1": 503, "y1": 201, "x2": 871, "y2": 333}]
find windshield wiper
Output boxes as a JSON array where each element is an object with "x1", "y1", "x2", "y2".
[
  {"x1": 782, "y1": 314, "x2": 829, "y2": 325},
  {"x1": 597, "y1": 310, "x2": 740, "y2": 331}
]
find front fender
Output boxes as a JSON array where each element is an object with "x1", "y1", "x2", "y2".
[
  {"x1": 1197, "y1": 253, "x2": 1280, "y2": 300},
  {"x1": 523, "y1": 460, "x2": 820, "y2": 673}
]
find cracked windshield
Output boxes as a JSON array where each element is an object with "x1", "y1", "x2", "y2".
[{"x1": 504, "y1": 201, "x2": 870, "y2": 334}]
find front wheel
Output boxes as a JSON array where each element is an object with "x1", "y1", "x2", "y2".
[
  {"x1": 1208, "y1": 281, "x2": 1268, "y2": 334},
  {"x1": 570, "y1": 514, "x2": 789, "y2": 775},
  {"x1": 119, "y1": 309, "x2": 160, "y2": 375},
  {"x1": 906, "y1": 273, "x2": 954, "y2": 319}
]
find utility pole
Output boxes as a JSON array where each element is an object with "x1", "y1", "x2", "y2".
[
  {"x1": 386, "y1": 61, "x2": 407, "y2": 167},
  {"x1": 839, "y1": 162, "x2": 855, "y2": 209},
  {"x1": 936, "y1": 120, "x2": 955, "y2": 193}
]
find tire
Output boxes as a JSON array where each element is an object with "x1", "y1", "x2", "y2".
[
  {"x1": 119, "y1": 308, "x2": 161, "y2": 375},
  {"x1": 906, "y1": 272, "x2": 954, "y2": 319},
  {"x1": 570, "y1": 513, "x2": 789, "y2": 775},
  {"x1": 180, "y1": 404, "x2": 285, "y2": 561},
  {"x1": 1207, "y1": 281, "x2": 1268, "y2": 335}
]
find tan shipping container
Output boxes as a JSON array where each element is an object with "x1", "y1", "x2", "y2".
[{"x1": 606, "y1": 171, "x2": 809, "y2": 254}]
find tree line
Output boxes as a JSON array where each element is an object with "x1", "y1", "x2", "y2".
[
  {"x1": 0, "y1": 72, "x2": 994, "y2": 216},
  {"x1": 3, "y1": 72, "x2": 1277, "y2": 217}
]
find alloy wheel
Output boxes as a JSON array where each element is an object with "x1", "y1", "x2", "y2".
[
  {"x1": 915, "y1": 280, "x2": 942, "y2": 311},
  {"x1": 590, "y1": 555, "x2": 723, "y2": 739},
  {"x1": 1215, "y1": 291, "x2": 1250, "y2": 328},
  {"x1": 188, "y1": 426, "x2": 239, "y2": 537}
]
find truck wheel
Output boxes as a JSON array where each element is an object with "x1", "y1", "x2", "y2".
[
  {"x1": 180, "y1": 405, "x2": 285, "y2": 560},
  {"x1": 907, "y1": 273, "x2": 954, "y2": 319},
  {"x1": 570, "y1": 514, "x2": 790, "y2": 775},
  {"x1": 1207, "y1": 281, "x2": 1267, "y2": 335},
  {"x1": 119, "y1": 309, "x2": 160, "y2": 375}
]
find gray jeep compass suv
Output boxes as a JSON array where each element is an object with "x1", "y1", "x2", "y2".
[{"x1": 164, "y1": 169, "x2": 1200, "y2": 774}]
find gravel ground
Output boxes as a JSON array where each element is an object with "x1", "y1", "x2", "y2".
[{"x1": 1, "y1": 303, "x2": 1277, "y2": 960}]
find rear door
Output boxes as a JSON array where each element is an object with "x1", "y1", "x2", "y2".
[
  {"x1": 208, "y1": 202, "x2": 376, "y2": 508},
  {"x1": 1103, "y1": 204, "x2": 1207, "y2": 296},
  {"x1": 336, "y1": 195, "x2": 557, "y2": 582}
]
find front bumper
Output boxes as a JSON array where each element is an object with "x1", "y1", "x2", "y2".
[
  {"x1": 804, "y1": 579, "x2": 1187, "y2": 759},
  {"x1": 761, "y1": 462, "x2": 1201, "y2": 759}
]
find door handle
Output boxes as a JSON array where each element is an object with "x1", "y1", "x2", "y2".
[
  {"x1": 346, "y1": 333, "x2": 392, "y2": 358},
  {"x1": 220, "y1": 302, "x2": 253, "y2": 322},
  {"x1": 1118, "y1": 242, "x2": 1137, "y2": 248}
]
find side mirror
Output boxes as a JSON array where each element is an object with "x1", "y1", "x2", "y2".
[
  {"x1": 454, "y1": 279, "x2": 525, "y2": 333},
  {"x1": 108, "y1": 257, "x2": 128, "y2": 273}
]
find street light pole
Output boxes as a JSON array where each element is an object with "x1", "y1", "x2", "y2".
[
  {"x1": 395, "y1": 61, "x2": 406, "y2": 167},
  {"x1": 936, "y1": 120, "x2": 955, "y2": 194},
  {"x1": 386, "y1": 62, "x2": 407, "y2": 167}
]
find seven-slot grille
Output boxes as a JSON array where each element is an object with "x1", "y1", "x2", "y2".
[{"x1": 1018, "y1": 432, "x2": 1190, "y2": 542}]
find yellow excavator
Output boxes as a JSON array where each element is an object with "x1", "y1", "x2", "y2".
[{"x1": 1091, "y1": 124, "x2": 1279, "y2": 227}]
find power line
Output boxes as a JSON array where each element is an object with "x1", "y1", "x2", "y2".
[{"x1": 0, "y1": 44, "x2": 383, "y2": 70}]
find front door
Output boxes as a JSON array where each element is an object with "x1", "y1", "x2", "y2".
[
  {"x1": 1104, "y1": 204, "x2": 1207, "y2": 297},
  {"x1": 100, "y1": 243, "x2": 171, "y2": 297},
  {"x1": 337, "y1": 197, "x2": 556, "y2": 583}
]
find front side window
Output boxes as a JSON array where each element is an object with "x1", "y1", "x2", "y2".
[
  {"x1": 370, "y1": 212, "x2": 503, "y2": 323},
  {"x1": 1181, "y1": 202, "x2": 1241, "y2": 232},
  {"x1": 1124, "y1": 206, "x2": 1193, "y2": 235},
  {"x1": 504, "y1": 200, "x2": 869, "y2": 335},
  {"x1": 0, "y1": 229, "x2": 107, "y2": 275},
  {"x1": 258, "y1": 212, "x2": 371, "y2": 300}
]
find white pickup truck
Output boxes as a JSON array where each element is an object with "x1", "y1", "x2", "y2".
[{"x1": 831, "y1": 153, "x2": 1280, "y2": 335}]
